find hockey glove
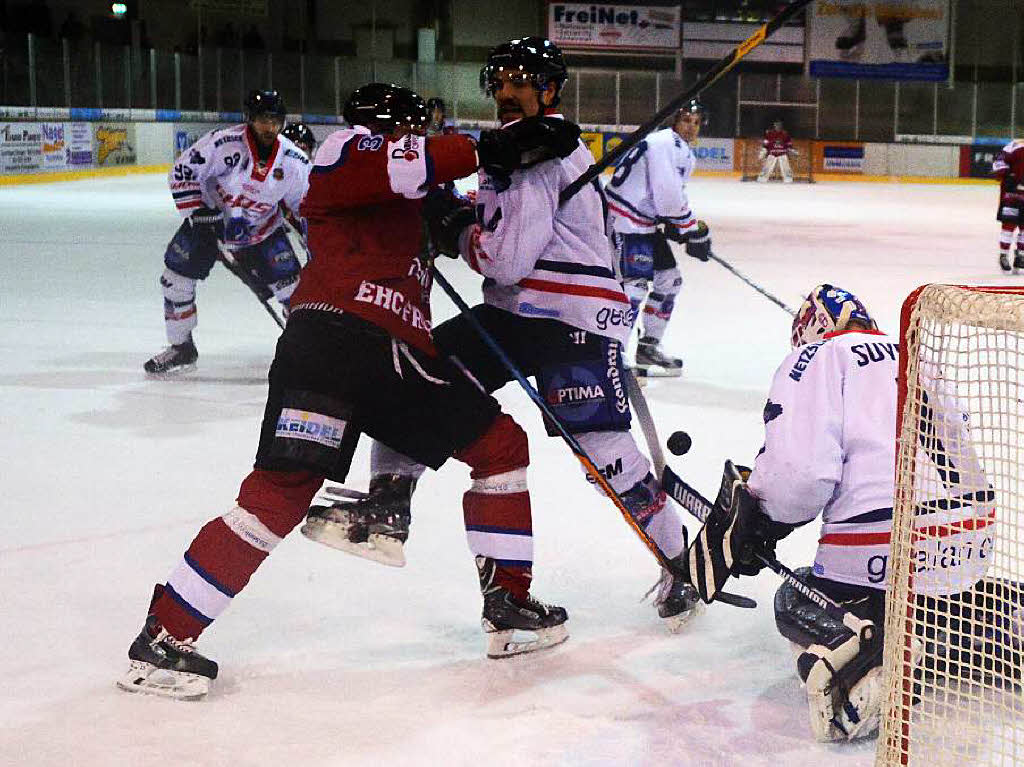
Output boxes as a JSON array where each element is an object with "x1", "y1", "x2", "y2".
[
  {"x1": 422, "y1": 186, "x2": 476, "y2": 257},
  {"x1": 476, "y1": 117, "x2": 582, "y2": 179},
  {"x1": 683, "y1": 220, "x2": 711, "y2": 262},
  {"x1": 189, "y1": 206, "x2": 225, "y2": 255},
  {"x1": 688, "y1": 460, "x2": 793, "y2": 603}
]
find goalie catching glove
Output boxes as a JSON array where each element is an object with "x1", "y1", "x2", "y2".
[{"x1": 687, "y1": 460, "x2": 795, "y2": 604}]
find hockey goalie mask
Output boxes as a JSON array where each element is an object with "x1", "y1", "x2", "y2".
[{"x1": 791, "y1": 284, "x2": 876, "y2": 349}]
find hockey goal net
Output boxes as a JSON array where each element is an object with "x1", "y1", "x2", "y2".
[
  {"x1": 877, "y1": 284, "x2": 1024, "y2": 767},
  {"x1": 737, "y1": 137, "x2": 814, "y2": 182}
]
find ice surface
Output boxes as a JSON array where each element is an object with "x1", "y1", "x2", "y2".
[{"x1": 0, "y1": 172, "x2": 1013, "y2": 766}]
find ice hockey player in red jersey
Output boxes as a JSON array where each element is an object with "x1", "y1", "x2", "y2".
[
  {"x1": 303, "y1": 38, "x2": 703, "y2": 635},
  {"x1": 757, "y1": 119, "x2": 796, "y2": 183},
  {"x1": 145, "y1": 90, "x2": 311, "y2": 376},
  {"x1": 117, "y1": 83, "x2": 584, "y2": 700},
  {"x1": 993, "y1": 139, "x2": 1024, "y2": 273}
]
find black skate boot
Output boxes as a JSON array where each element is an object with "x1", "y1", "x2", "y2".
[
  {"x1": 648, "y1": 529, "x2": 704, "y2": 633},
  {"x1": 1000, "y1": 252, "x2": 1013, "y2": 273},
  {"x1": 301, "y1": 474, "x2": 415, "y2": 567},
  {"x1": 634, "y1": 336, "x2": 682, "y2": 378},
  {"x1": 1014, "y1": 250, "x2": 1024, "y2": 274},
  {"x1": 117, "y1": 614, "x2": 218, "y2": 700},
  {"x1": 477, "y1": 556, "x2": 569, "y2": 659},
  {"x1": 884, "y1": 20, "x2": 908, "y2": 52},
  {"x1": 144, "y1": 336, "x2": 198, "y2": 376}
]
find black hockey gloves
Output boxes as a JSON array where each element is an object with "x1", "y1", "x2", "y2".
[
  {"x1": 683, "y1": 220, "x2": 712, "y2": 261},
  {"x1": 688, "y1": 460, "x2": 794, "y2": 603},
  {"x1": 422, "y1": 187, "x2": 476, "y2": 257},
  {"x1": 189, "y1": 206, "x2": 225, "y2": 254},
  {"x1": 476, "y1": 117, "x2": 582, "y2": 180}
]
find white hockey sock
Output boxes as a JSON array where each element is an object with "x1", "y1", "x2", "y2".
[
  {"x1": 161, "y1": 268, "x2": 198, "y2": 345},
  {"x1": 641, "y1": 267, "x2": 681, "y2": 343}
]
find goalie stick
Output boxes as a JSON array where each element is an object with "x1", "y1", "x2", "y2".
[
  {"x1": 216, "y1": 243, "x2": 286, "y2": 330},
  {"x1": 657, "y1": 434, "x2": 874, "y2": 642},
  {"x1": 559, "y1": 0, "x2": 814, "y2": 205}
]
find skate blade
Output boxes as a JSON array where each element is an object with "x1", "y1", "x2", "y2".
[
  {"x1": 300, "y1": 520, "x2": 406, "y2": 567},
  {"x1": 662, "y1": 602, "x2": 705, "y2": 634},
  {"x1": 321, "y1": 485, "x2": 369, "y2": 501},
  {"x1": 116, "y1": 661, "x2": 210, "y2": 701},
  {"x1": 144, "y1": 362, "x2": 197, "y2": 378},
  {"x1": 633, "y1": 366, "x2": 682, "y2": 379},
  {"x1": 485, "y1": 624, "x2": 569, "y2": 659}
]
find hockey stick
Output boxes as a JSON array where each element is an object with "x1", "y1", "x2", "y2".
[
  {"x1": 708, "y1": 251, "x2": 796, "y2": 317},
  {"x1": 216, "y1": 243, "x2": 286, "y2": 330},
  {"x1": 559, "y1": 0, "x2": 814, "y2": 205},
  {"x1": 430, "y1": 265, "x2": 680, "y2": 574},
  {"x1": 659, "y1": 459, "x2": 874, "y2": 642},
  {"x1": 624, "y1": 370, "x2": 756, "y2": 609}
]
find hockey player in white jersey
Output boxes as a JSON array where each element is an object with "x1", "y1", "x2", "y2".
[
  {"x1": 144, "y1": 90, "x2": 311, "y2": 375},
  {"x1": 606, "y1": 101, "x2": 711, "y2": 376},
  {"x1": 303, "y1": 37, "x2": 702, "y2": 633},
  {"x1": 685, "y1": 284, "x2": 998, "y2": 742}
]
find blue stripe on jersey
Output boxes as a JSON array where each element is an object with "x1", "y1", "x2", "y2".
[
  {"x1": 833, "y1": 507, "x2": 893, "y2": 525},
  {"x1": 605, "y1": 188, "x2": 656, "y2": 221},
  {"x1": 183, "y1": 551, "x2": 237, "y2": 598},
  {"x1": 163, "y1": 583, "x2": 213, "y2": 626},
  {"x1": 494, "y1": 558, "x2": 533, "y2": 568},
  {"x1": 535, "y1": 259, "x2": 615, "y2": 279},
  {"x1": 465, "y1": 524, "x2": 533, "y2": 536},
  {"x1": 172, "y1": 190, "x2": 202, "y2": 199}
]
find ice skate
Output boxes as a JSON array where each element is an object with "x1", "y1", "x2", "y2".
[
  {"x1": 144, "y1": 336, "x2": 198, "y2": 376},
  {"x1": 1014, "y1": 250, "x2": 1024, "y2": 274},
  {"x1": 117, "y1": 615, "x2": 218, "y2": 700},
  {"x1": 301, "y1": 474, "x2": 415, "y2": 567},
  {"x1": 835, "y1": 16, "x2": 866, "y2": 59},
  {"x1": 634, "y1": 336, "x2": 682, "y2": 378},
  {"x1": 883, "y1": 20, "x2": 908, "y2": 52},
  {"x1": 1000, "y1": 252, "x2": 1013, "y2": 273},
  {"x1": 477, "y1": 557, "x2": 569, "y2": 659},
  {"x1": 648, "y1": 532, "x2": 704, "y2": 633}
]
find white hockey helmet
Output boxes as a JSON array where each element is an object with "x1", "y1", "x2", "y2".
[{"x1": 791, "y1": 284, "x2": 876, "y2": 349}]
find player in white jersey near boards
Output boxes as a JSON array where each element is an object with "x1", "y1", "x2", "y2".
[
  {"x1": 685, "y1": 284, "x2": 998, "y2": 742},
  {"x1": 303, "y1": 37, "x2": 703, "y2": 633},
  {"x1": 606, "y1": 101, "x2": 712, "y2": 377},
  {"x1": 144, "y1": 90, "x2": 312, "y2": 375}
]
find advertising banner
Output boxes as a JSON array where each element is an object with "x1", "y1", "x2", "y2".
[
  {"x1": 67, "y1": 122, "x2": 93, "y2": 166},
  {"x1": 581, "y1": 130, "x2": 604, "y2": 162},
  {"x1": 808, "y1": 0, "x2": 949, "y2": 81},
  {"x1": 548, "y1": 3, "x2": 680, "y2": 50},
  {"x1": 961, "y1": 142, "x2": 1005, "y2": 179},
  {"x1": 0, "y1": 122, "x2": 43, "y2": 173},
  {"x1": 820, "y1": 143, "x2": 865, "y2": 173},
  {"x1": 40, "y1": 122, "x2": 68, "y2": 170},
  {"x1": 692, "y1": 138, "x2": 734, "y2": 171},
  {"x1": 603, "y1": 131, "x2": 630, "y2": 158},
  {"x1": 93, "y1": 124, "x2": 137, "y2": 166}
]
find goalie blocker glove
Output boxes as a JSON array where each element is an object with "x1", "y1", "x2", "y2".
[
  {"x1": 688, "y1": 460, "x2": 795, "y2": 603},
  {"x1": 476, "y1": 116, "x2": 582, "y2": 180}
]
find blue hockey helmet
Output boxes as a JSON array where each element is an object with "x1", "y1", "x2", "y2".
[{"x1": 791, "y1": 284, "x2": 876, "y2": 348}]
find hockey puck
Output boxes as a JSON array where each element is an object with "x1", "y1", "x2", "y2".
[{"x1": 667, "y1": 431, "x2": 692, "y2": 456}]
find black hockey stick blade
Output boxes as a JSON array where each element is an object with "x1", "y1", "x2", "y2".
[
  {"x1": 714, "y1": 590, "x2": 757, "y2": 609},
  {"x1": 559, "y1": 0, "x2": 813, "y2": 204}
]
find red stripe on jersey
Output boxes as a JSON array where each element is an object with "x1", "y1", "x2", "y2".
[
  {"x1": 176, "y1": 200, "x2": 203, "y2": 210},
  {"x1": 913, "y1": 509, "x2": 996, "y2": 539},
  {"x1": 819, "y1": 531, "x2": 891, "y2": 546},
  {"x1": 607, "y1": 202, "x2": 656, "y2": 226},
  {"x1": 518, "y1": 277, "x2": 630, "y2": 304}
]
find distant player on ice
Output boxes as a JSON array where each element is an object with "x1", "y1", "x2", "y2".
[
  {"x1": 281, "y1": 121, "x2": 317, "y2": 160},
  {"x1": 993, "y1": 138, "x2": 1024, "y2": 273},
  {"x1": 144, "y1": 90, "x2": 311, "y2": 376},
  {"x1": 303, "y1": 37, "x2": 703, "y2": 633},
  {"x1": 685, "y1": 284, "x2": 999, "y2": 741},
  {"x1": 757, "y1": 119, "x2": 797, "y2": 183},
  {"x1": 605, "y1": 100, "x2": 712, "y2": 376}
]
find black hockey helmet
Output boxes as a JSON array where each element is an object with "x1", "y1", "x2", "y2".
[
  {"x1": 281, "y1": 121, "x2": 316, "y2": 157},
  {"x1": 343, "y1": 83, "x2": 429, "y2": 134},
  {"x1": 480, "y1": 37, "x2": 568, "y2": 107},
  {"x1": 244, "y1": 89, "x2": 286, "y2": 123},
  {"x1": 676, "y1": 99, "x2": 709, "y2": 128}
]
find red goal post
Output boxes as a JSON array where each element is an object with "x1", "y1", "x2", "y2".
[{"x1": 877, "y1": 284, "x2": 1024, "y2": 767}]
